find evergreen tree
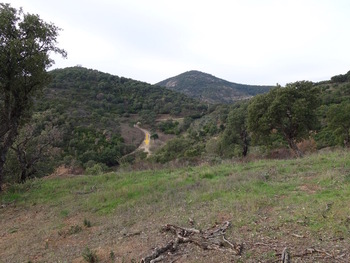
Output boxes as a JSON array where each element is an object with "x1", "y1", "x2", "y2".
[
  {"x1": 248, "y1": 81, "x2": 319, "y2": 157},
  {"x1": 220, "y1": 103, "x2": 249, "y2": 157},
  {"x1": 327, "y1": 101, "x2": 350, "y2": 147},
  {"x1": 0, "y1": 4, "x2": 66, "y2": 190}
]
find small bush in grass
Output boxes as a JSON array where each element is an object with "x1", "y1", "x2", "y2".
[
  {"x1": 60, "y1": 209, "x2": 69, "y2": 218},
  {"x1": 345, "y1": 173, "x2": 350, "y2": 183},
  {"x1": 297, "y1": 138, "x2": 317, "y2": 154},
  {"x1": 200, "y1": 172, "x2": 215, "y2": 179},
  {"x1": 82, "y1": 247, "x2": 98, "y2": 263},
  {"x1": 110, "y1": 251, "x2": 115, "y2": 260},
  {"x1": 68, "y1": 225, "x2": 82, "y2": 235},
  {"x1": 84, "y1": 218, "x2": 92, "y2": 227},
  {"x1": 58, "y1": 225, "x2": 82, "y2": 237},
  {"x1": 86, "y1": 164, "x2": 104, "y2": 175}
]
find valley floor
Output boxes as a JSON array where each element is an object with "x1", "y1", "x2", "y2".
[{"x1": 1, "y1": 150, "x2": 350, "y2": 262}]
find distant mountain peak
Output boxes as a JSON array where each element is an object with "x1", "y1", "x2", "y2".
[{"x1": 156, "y1": 71, "x2": 272, "y2": 104}]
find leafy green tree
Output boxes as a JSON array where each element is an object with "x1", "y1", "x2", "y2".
[
  {"x1": 150, "y1": 133, "x2": 159, "y2": 140},
  {"x1": 220, "y1": 103, "x2": 249, "y2": 157},
  {"x1": 5, "y1": 112, "x2": 63, "y2": 183},
  {"x1": 248, "y1": 81, "x2": 319, "y2": 157},
  {"x1": 0, "y1": 4, "x2": 66, "y2": 190},
  {"x1": 327, "y1": 101, "x2": 350, "y2": 147},
  {"x1": 152, "y1": 137, "x2": 200, "y2": 163},
  {"x1": 158, "y1": 119, "x2": 179, "y2": 134},
  {"x1": 139, "y1": 110, "x2": 157, "y2": 126}
]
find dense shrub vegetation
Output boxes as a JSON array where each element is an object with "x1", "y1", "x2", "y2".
[
  {"x1": 152, "y1": 74, "x2": 350, "y2": 163},
  {"x1": 2, "y1": 63, "x2": 350, "y2": 184},
  {"x1": 2, "y1": 67, "x2": 207, "y2": 183}
]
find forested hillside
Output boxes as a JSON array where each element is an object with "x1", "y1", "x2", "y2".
[
  {"x1": 156, "y1": 70, "x2": 272, "y2": 104},
  {"x1": 151, "y1": 71, "x2": 350, "y2": 163},
  {"x1": 3, "y1": 67, "x2": 207, "y2": 183},
  {"x1": 3, "y1": 65, "x2": 350, "y2": 184},
  {"x1": 313, "y1": 71, "x2": 350, "y2": 148},
  {"x1": 46, "y1": 67, "x2": 206, "y2": 118}
]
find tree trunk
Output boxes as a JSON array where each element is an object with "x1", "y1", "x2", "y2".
[
  {"x1": 288, "y1": 139, "x2": 303, "y2": 158},
  {"x1": 14, "y1": 148, "x2": 28, "y2": 183},
  {"x1": 242, "y1": 143, "x2": 248, "y2": 157},
  {"x1": 0, "y1": 158, "x2": 4, "y2": 192},
  {"x1": 0, "y1": 149, "x2": 9, "y2": 191},
  {"x1": 20, "y1": 169, "x2": 28, "y2": 183},
  {"x1": 344, "y1": 131, "x2": 350, "y2": 148},
  {"x1": 242, "y1": 135, "x2": 248, "y2": 157},
  {"x1": 20, "y1": 170, "x2": 26, "y2": 183},
  {"x1": 241, "y1": 129, "x2": 249, "y2": 157},
  {"x1": 0, "y1": 122, "x2": 20, "y2": 191},
  {"x1": 19, "y1": 164, "x2": 36, "y2": 183}
]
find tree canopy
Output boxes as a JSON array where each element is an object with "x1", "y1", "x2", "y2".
[
  {"x1": 0, "y1": 4, "x2": 66, "y2": 190},
  {"x1": 219, "y1": 103, "x2": 249, "y2": 157},
  {"x1": 327, "y1": 101, "x2": 350, "y2": 147},
  {"x1": 248, "y1": 81, "x2": 320, "y2": 157}
]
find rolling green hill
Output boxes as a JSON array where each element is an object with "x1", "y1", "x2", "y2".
[
  {"x1": 44, "y1": 66, "x2": 207, "y2": 162},
  {"x1": 156, "y1": 70, "x2": 273, "y2": 104},
  {"x1": 46, "y1": 67, "x2": 206, "y2": 118},
  {"x1": 4, "y1": 66, "x2": 350, "y2": 185},
  {"x1": 3, "y1": 67, "x2": 208, "y2": 183}
]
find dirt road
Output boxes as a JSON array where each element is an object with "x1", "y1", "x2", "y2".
[{"x1": 134, "y1": 125, "x2": 151, "y2": 155}]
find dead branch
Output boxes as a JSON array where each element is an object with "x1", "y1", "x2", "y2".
[
  {"x1": 307, "y1": 248, "x2": 333, "y2": 257},
  {"x1": 163, "y1": 224, "x2": 201, "y2": 235},
  {"x1": 150, "y1": 255, "x2": 164, "y2": 263},
  {"x1": 141, "y1": 221, "x2": 242, "y2": 263},
  {"x1": 291, "y1": 233, "x2": 305, "y2": 238},
  {"x1": 254, "y1": 242, "x2": 271, "y2": 247},
  {"x1": 140, "y1": 240, "x2": 176, "y2": 263},
  {"x1": 336, "y1": 253, "x2": 346, "y2": 260},
  {"x1": 281, "y1": 247, "x2": 291, "y2": 263},
  {"x1": 290, "y1": 247, "x2": 336, "y2": 260},
  {"x1": 1, "y1": 200, "x2": 15, "y2": 208}
]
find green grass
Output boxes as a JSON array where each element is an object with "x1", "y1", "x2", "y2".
[{"x1": 2, "y1": 150, "x2": 350, "y2": 238}]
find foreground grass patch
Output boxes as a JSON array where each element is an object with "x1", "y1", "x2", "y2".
[
  {"x1": 2, "y1": 150, "x2": 350, "y2": 238},
  {"x1": 2, "y1": 150, "x2": 350, "y2": 262}
]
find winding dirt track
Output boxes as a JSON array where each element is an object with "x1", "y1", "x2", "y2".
[{"x1": 133, "y1": 125, "x2": 151, "y2": 155}]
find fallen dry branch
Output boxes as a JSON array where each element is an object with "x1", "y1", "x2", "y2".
[
  {"x1": 0, "y1": 200, "x2": 15, "y2": 208},
  {"x1": 291, "y1": 233, "x2": 305, "y2": 238},
  {"x1": 290, "y1": 247, "x2": 335, "y2": 259},
  {"x1": 141, "y1": 221, "x2": 242, "y2": 263},
  {"x1": 281, "y1": 247, "x2": 291, "y2": 263},
  {"x1": 122, "y1": 231, "x2": 142, "y2": 238},
  {"x1": 140, "y1": 240, "x2": 176, "y2": 263},
  {"x1": 272, "y1": 247, "x2": 339, "y2": 262}
]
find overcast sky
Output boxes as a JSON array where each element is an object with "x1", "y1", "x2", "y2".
[{"x1": 9, "y1": 0, "x2": 350, "y2": 85}]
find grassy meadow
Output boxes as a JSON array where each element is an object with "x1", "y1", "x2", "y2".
[{"x1": 1, "y1": 149, "x2": 350, "y2": 262}]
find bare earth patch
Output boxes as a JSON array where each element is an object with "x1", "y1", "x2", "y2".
[
  {"x1": 1, "y1": 201, "x2": 349, "y2": 262},
  {"x1": 298, "y1": 184, "x2": 322, "y2": 194},
  {"x1": 120, "y1": 123, "x2": 144, "y2": 146}
]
